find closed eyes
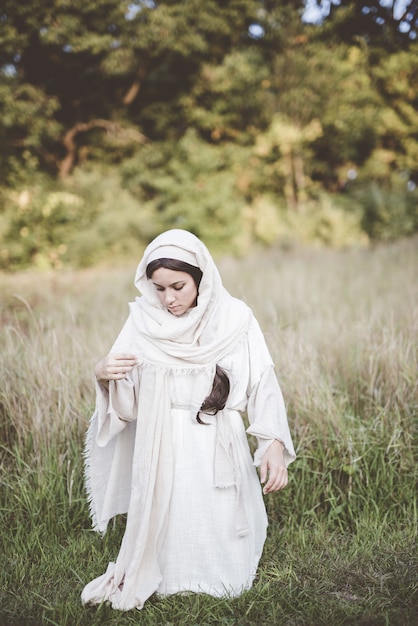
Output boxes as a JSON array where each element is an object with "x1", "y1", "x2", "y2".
[{"x1": 154, "y1": 283, "x2": 185, "y2": 292}]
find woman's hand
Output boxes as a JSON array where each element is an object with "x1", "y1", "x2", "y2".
[
  {"x1": 94, "y1": 353, "x2": 139, "y2": 383},
  {"x1": 260, "y1": 439, "x2": 288, "y2": 494}
]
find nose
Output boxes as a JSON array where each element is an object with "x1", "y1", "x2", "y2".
[{"x1": 164, "y1": 290, "x2": 175, "y2": 305}]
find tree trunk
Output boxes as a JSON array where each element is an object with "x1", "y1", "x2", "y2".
[
  {"x1": 59, "y1": 119, "x2": 148, "y2": 179},
  {"x1": 123, "y1": 63, "x2": 149, "y2": 106}
]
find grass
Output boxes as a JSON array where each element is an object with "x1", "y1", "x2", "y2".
[{"x1": 0, "y1": 237, "x2": 417, "y2": 625}]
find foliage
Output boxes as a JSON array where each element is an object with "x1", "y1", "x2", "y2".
[
  {"x1": 347, "y1": 176, "x2": 418, "y2": 241},
  {"x1": 0, "y1": 125, "x2": 371, "y2": 270},
  {"x1": 0, "y1": 169, "x2": 156, "y2": 269},
  {"x1": 120, "y1": 129, "x2": 252, "y2": 250},
  {"x1": 0, "y1": 1, "x2": 417, "y2": 268},
  {"x1": 315, "y1": 0, "x2": 418, "y2": 47},
  {"x1": 370, "y1": 45, "x2": 418, "y2": 177},
  {"x1": 180, "y1": 48, "x2": 272, "y2": 141}
]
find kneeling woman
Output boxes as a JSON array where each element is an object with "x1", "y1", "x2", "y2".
[{"x1": 81, "y1": 229, "x2": 296, "y2": 611}]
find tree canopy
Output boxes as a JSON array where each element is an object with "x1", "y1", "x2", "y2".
[{"x1": 0, "y1": 0, "x2": 417, "y2": 268}]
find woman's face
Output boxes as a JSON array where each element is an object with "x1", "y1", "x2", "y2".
[{"x1": 151, "y1": 267, "x2": 198, "y2": 316}]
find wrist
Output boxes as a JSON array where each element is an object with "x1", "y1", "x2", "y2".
[
  {"x1": 94, "y1": 358, "x2": 105, "y2": 381},
  {"x1": 96, "y1": 376, "x2": 109, "y2": 390}
]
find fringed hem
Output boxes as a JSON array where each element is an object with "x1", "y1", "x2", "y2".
[
  {"x1": 83, "y1": 409, "x2": 107, "y2": 535},
  {"x1": 83, "y1": 380, "x2": 116, "y2": 534}
]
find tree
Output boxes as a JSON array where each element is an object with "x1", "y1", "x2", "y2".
[
  {"x1": 305, "y1": 0, "x2": 418, "y2": 46},
  {"x1": 0, "y1": 0, "x2": 133, "y2": 179},
  {"x1": 1, "y1": 0, "x2": 417, "y2": 268},
  {"x1": 0, "y1": 0, "x2": 262, "y2": 180}
]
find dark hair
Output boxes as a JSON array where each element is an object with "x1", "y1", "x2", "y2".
[
  {"x1": 198, "y1": 365, "x2": 230, "y2": 423},
  {"x1": 146, "y1": 257, "x2": 229, "y2": 423},
  {"x1": 146, "y1": 258, "x2": 203, "y2": 289}
]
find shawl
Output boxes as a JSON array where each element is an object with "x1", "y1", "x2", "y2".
[{"x1": 82, "y1": 230, "x2": 252, "y2": 610}]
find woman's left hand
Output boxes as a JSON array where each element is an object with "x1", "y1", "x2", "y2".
[{"x1": 260, "y1": 440, "x2": 288, "y2": 494}]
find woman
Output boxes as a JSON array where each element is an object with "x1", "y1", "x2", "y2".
[{"x1": 81, "y1": 229, "x2": 295, "y2": 611}]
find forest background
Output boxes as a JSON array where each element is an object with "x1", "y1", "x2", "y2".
[{"x1": 1, "y1": 0, "x2": 417, "y2": 269}]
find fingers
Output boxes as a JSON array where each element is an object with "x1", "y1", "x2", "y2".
[
  {"x1": 259, "y1": 459, "x2": 267, "y2": 486},
  {"x1": 111, "y1": 354, "x2": 138, "y2": 370},
  {"x1": 110, "y1": 353, "x2": 138, "y2": 366},
  {"x1": 259, "y1": 439, "x2": 288, "y2": 494},
  {"x1": 108, "y1": 354, "x2": 138, "y2": 378},
  {"x1": 95, "y1": 353, "x2": 139, "y2": 381},
  {"x1": 262, "y1": 466, "x2": 288, "y2": 494}
]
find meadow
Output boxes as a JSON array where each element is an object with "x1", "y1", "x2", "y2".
[{"x1": 0, "y1": 237, "x2": 416, "y2": 626}]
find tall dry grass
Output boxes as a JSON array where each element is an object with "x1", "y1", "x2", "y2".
[
  {"x1": 0, "y1": 238, "x2": 416, "y2": 462},
  {"x1": 0, "y1": 237, "x2": 417, "y2": 625},
  {"x1": 0, "y1": 266, "x2": 135, "y2": 451},
  {"x1": 224, "y1": 240, "x2": 417, "y2": 430},
  {"x1": 220, "y1": 239, "x2": 417, "y2": 536}
]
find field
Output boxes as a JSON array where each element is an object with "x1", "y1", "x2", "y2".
[{"x1": 0, "y1": 237, "x2": 417, "y2": 626}]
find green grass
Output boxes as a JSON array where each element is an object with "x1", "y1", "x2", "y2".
[{"x1": 0, "y1": 237, "x2": 417, "y2": 625}]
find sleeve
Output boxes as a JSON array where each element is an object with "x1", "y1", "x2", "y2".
[
  {"x1": 245, "y1": 315, "x2": 296, "y2": 467},
  {"x1": 95, "y1": 367, "x2": 139, "y2": 447},
  {"x1": 93, "y1": 310, "x2": 141, "y2": 447}
]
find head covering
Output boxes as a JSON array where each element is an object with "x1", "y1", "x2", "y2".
[
  {"x1": 133, "y1": 229, "x2": 222, "y2": 342},
  {"x1": 83, "y1": 229, "x2": 252, "y2": 610},
  {"x1": 146, "y1": 244, "x2": 198, "y2": 267},
  {"x1": 119, "y1": 228, "x2": 246, "y2": 355}
]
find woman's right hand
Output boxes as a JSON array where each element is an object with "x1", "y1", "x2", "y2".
[{"x1": 94, "y1": 353, "x2": 139, "y2": 383}]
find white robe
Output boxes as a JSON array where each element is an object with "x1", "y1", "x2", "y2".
[{"x1": 82, "y1": 314, "x2": 295, "y2": 607}]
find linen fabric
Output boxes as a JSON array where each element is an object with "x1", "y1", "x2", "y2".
[{"x1": 81, "y1": 229, "x2": 296, "y2": 611}]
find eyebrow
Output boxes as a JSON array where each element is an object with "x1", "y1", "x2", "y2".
[{"x1": 152, "y1": 280, "x2": 186, "y2": 289}]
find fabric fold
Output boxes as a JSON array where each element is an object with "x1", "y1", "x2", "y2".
[
  {"x1": 214, "y1": 409, "x2": 250, "y2": 537},
  {"x1": 83, "y1": 367, "x2": 174, "y2": 609}
]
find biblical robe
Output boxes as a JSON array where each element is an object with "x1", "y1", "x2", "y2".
[{"x1": 82, "y1": 313, "x2": 295, "y2": 609}]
